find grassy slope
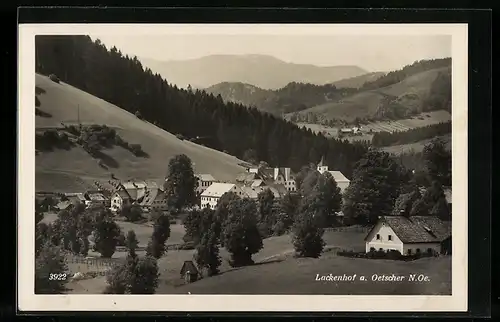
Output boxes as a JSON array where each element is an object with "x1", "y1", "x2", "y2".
[
  {"x1": 65, "y1": 228, "x2": 450, "y2": 295},
  {"x1": 292, "y1": 67, "x2": 450, "y2": 122},
  {"x1": 35, "y1": 74, "x2": 246, "y2": 192},
  {"x1": 170, "y1": 255, "x2": 451, "y2": 295}
]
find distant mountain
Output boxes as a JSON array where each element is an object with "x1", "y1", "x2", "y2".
[
  {"x1": 139, "y1": 54, "x2": 368, "y2": 90},
  {"x1": 287, "y1": 58, "x2": 452, "y2": 124},
  {"x1": 331, "y1": 72, "x2": 386, "y2": 89},
  {"x1": 205, "y1": 81, "x2": 358, "y2": 116}
]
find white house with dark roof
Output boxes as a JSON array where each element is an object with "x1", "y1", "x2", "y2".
[
  {"x1": 200, "y1": 182, "x2": 244, "y2": 210},
  {"x1": 316, "y1": 156, "x2": 350, "y2": 193},
  {"x1": 364, "y1": 215, "x2": 452, "y2": 256},
  {"x1": 111, "y1": 190, "x2": 132, "y2": 213},
  {"x1": 195, "y1": 174, "x2": 218, "y2": 195},
  {"x1": 273, "y1": 167, "x2": 297, "y2": 192}
]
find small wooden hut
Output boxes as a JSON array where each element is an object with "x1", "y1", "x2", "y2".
[{"x1": 180, "y1": 260, "x2": 199, "y2": 283}]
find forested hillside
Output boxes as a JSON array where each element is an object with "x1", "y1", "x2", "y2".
[
  {"x1": 361, "y1": 58, "x2": 451, "y2": 90},
  {"x1": 35, "y1": 36, "x2": 370, "y2": 178},
  {"x1": 206, "y1": 81, "x2": 358, "y2": 115},
  {"x1": 288, "y1": 58, "x2": 452, "y2": 125}
]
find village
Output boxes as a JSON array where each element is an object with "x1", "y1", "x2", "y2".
[{"x1": 37, "y1": 155, "x2": 452, "y2": 267}]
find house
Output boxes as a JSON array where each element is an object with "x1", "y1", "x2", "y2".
[
  {"x1": 180, "y1": 260, "x2": 199, "y2": 283},
  {"x1": 111, "y1": 190, "x2": 132, "y2": 213},
  {"x1": 316, "y1": 157, "x2": 350, "y2": 193},
  {"x1": 273, "y1": 167, "x2": 297, "y2": 192},
  {"x1": 364, "y1": 214, "x2": 452, "y2": 256},
  {"x1": 86, "y1": 192, "x2": 108, "y2": 207},
  {"x1": 149, "y1": 190, "x2": 169, "y2": 212},
  {"x1": 200, "y1": 182, "x2": 244, "y2": 210},
  {"x1": 444, "y1": 188, "x2": 452, "y2": 206},
  {"x1": 195, "y1": 174, "x2": 218, "y2": 195}
]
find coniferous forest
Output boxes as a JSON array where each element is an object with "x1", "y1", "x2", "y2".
[{"x1": 35, "y1": 35, "x2": 370, "y2": 178}]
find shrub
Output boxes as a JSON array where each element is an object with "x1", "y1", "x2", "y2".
[
  {"x1": 116, "y1": 232, "x2": 126, "y2": 246},
  {"x1": 49, "y1": 74, "x2": 60, "y2": 83},
  {"x1": 178, "y1": 241, "x2": 195, "y2": 250},
  {"x1": 129, "y1": 144, "x2": 144, "y2": 156}
]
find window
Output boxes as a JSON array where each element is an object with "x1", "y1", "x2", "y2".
[
  {"x1": 427, "y1": 248, "x2": 433, "y2": 255},
  {"x1": 416, "y1": 248, "x2": 421, "y2": 253},
  {"x1": 407, "y1": 249, "x2": 412, "y2": 255},
  {"x1": 388, "y1": 235, "x2": 392, "y2": 241},
  {"x1": 376, "y1": 234, "x2": 381, "y2": 240}
]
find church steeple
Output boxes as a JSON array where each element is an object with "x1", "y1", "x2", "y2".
[{"x1": 318, "y1": 155, "x2": 325, "y2": 167}]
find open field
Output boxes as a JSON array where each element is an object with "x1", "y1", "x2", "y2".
[
  {"x1": 62, "y1": 228, "x2": 449, "y2": 295},
  {"x1": 35, "y1": 74, "x2": 246, "y2": 193},
  {"x1": 381, "y1": 134, "x2": 451, "y2": 154},
  {"x1": 170, "y1": 254, "x2": 451, "y2": 295},
  {"x1": 291, "y1": 67, "x2": 450, "y2": 122},
  {"x1": 297, "y1": 110, "x2": 451, "y2": 144}
]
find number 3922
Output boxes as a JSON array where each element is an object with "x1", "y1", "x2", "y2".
[{"x1": 49, "y1": 273, "x2": 67, "y2": 281}]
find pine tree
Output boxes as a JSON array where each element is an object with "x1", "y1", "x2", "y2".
[
  {"x1": 146, "y1": 213, "x2": 171, "y2": 259},
  {"x1": 125, "y1": 230, "x2": 139, "y2": 257}
]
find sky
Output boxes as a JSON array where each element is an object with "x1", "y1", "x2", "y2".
[{"x1": 90, "y1": 34, "x2": 451, "y2": 72}]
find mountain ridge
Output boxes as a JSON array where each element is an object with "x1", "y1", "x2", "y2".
[{"x1": 139, "y1": 54, "x2": 368, "y2": 90}]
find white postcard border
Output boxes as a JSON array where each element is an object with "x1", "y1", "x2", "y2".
[{"x1": 18, "y1": 23, "x2": 468, "y2": 312}]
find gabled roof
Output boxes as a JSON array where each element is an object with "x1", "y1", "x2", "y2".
[
  {"x1": 201, "y1": 182, "x2": 236, "y2": 198},
  {"x1": 236, "y1": 172, "x2": 258, "y2": 183},
  {"x1": 327, "y1": 171, "x2": 350, "y2": 183},
  {"x1": 196, "y1": 174, "x2": 216, "y2": 182},
  {"x1": 240, "y1": 185, "x2": 281, "y2": 199},
  {"x1": 114, "y1": 190, "x2": 131, "y2": 200},
  {"x1": 251, "y1": 179, "x2": 264, "y2": 187},
  {"x1": 365, "y1": 216, "x2": 451, "y2": 243},
  {"x1": 180, "y1": 260, "x2": 199, "y2": 276}
]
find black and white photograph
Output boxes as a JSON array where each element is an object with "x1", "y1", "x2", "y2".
[{"x1": 18, "y1": 23, "x2": 468, "y2": 312}]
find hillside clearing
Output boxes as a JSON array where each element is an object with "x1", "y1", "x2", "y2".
[
  {"x1": 35, "y1": 74, "x2": 246, "y2": 192},
  {"x1": 297, "y1": 110, "x2": 451, "y2": 140},
  {"x1": 291, "y1": 67, "x2": 450, "y2": 122}
]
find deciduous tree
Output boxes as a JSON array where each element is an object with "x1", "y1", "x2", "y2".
[{"x1": 222, "y1": 198, "x2": 263, "y2": 267}]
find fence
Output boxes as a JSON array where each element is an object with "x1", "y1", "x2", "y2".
[{"x1": 323, "y1": 226, "x2": 372, "y2": 233}]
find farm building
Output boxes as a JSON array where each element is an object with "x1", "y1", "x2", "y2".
[
  {"x1": 200, "y1": 182, "x2": 244, "y2": 210},
  {"x1": 316, "y1": 157, "x2": 351, "y2": 193},
  {"x1": 180, "y1": 260, "x2": 199, "y2": 283},
  {"x1": 86, "y1": 192, "x2": 108, "y2": 207},
  {"x1": 240, "y1": 185, "x2": 282, "y2": 200},
  {"x1": 364, "y1": 214, "x2": 452, "y2": 256},
  {"x1": 195, "y1": 173, "x2": 218, "y2": 195},
  {"x1": 148, "y1": 190, "x2": 169, "y2": 212}
]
